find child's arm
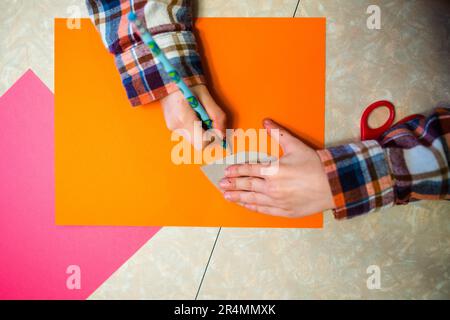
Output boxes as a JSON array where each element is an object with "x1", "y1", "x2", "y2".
[
  {"x1": 318, "y1": 107, "x2": 450, "y2": 219},
  {"x1": 85, "y1": 0, "x2": 226, "y2": 144},
  {"x1": 219, "y1": 108, "x2": 450, "y2": 219}
]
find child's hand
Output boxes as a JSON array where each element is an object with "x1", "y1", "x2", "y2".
[
  {"x1": 160, "y1": 84, "x2": 226, "y2": 149},
  {"x1": 219, "y1": 119, "x2": 335, "y2": 218}
]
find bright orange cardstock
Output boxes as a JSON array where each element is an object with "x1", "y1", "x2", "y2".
[{"x1": 55, "y1": 18, "x2": 325, "y2": 227}]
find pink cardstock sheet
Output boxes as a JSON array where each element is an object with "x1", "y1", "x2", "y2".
[{"x1": 0, "y1": 70, "x2": 160, "y2": 299}]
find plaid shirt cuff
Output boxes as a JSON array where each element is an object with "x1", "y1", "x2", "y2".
[
  {"x1": 380, "y1": 107, "x2": 450, "y2": 203},
  {"x1": 317, "y1": 140, "x2": 395, "y2": 219},
  {"x1": 116, "y1": 30, "x2": 206, "y2": 106},
  {"x1": 86, "y1": 0, "x2": 205, "y2": 106}
]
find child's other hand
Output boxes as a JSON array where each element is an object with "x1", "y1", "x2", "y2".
[
  {"x1": 219, "y1": 119, "x2": 335, "y2": 218},
  {"x1": 160, "y1": 84, "x2": 226, "y2": 149}
]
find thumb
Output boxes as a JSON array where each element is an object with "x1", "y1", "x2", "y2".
[{"x1": 263, "y1": 118, "x2": 305, "y2": 154}]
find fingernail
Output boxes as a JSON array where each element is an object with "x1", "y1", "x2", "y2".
[
  {"x1": 219, "y1": 179, "x2": 230, "y2": 188},
  {"x1": 224, "y1": 167, "x2": 231, "y2": 176},
  {"x1": 263, "y1": 119, "x2": 272, "y2": 125},
  {"x1": 224, "y1": 193, "x2": 232, "y2": 200}
]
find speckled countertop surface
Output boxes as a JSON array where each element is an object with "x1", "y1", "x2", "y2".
[{"x1": 1, "y1": 0, "x2": 449, "y2": 299}]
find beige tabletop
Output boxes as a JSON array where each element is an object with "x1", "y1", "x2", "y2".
[{"x1": 1, "y1": 0, "x2": 449, "y2": 299}]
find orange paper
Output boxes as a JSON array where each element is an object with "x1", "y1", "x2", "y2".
[{"x1": 55, "y1": 18, "x2": 325, "y2": 227}]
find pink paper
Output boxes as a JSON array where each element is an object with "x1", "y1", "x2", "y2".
[{"x1": 0, "y1": 70, "x2": 160, "y2": 299}]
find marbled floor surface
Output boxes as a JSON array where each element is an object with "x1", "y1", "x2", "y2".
[{"x1": 1, "y1": 0, "x2": 449, "y2": 299}]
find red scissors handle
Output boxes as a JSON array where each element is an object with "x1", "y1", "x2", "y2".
[{"x1": 360, "y1": 100, "x2": 396, "y2": 140}]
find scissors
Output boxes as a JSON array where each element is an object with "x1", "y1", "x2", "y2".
[{"x1": 360, "y1": 100, "x2": 424, "y2": 140}]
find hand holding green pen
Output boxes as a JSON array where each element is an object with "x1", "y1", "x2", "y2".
[
  {"x1": 161, "y1": 85, "x2": 227, "y2": 150},
  {"x1": 128, "y1": 12, "x2": 228, "y2": 150}
]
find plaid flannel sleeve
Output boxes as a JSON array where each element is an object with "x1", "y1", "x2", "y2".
[
  {"x1": 317, "y1": 107, "x2": 450, "y2": 219},
  {"x1": 86, "y1": 0, "x2": 205, "y2": 106}
]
